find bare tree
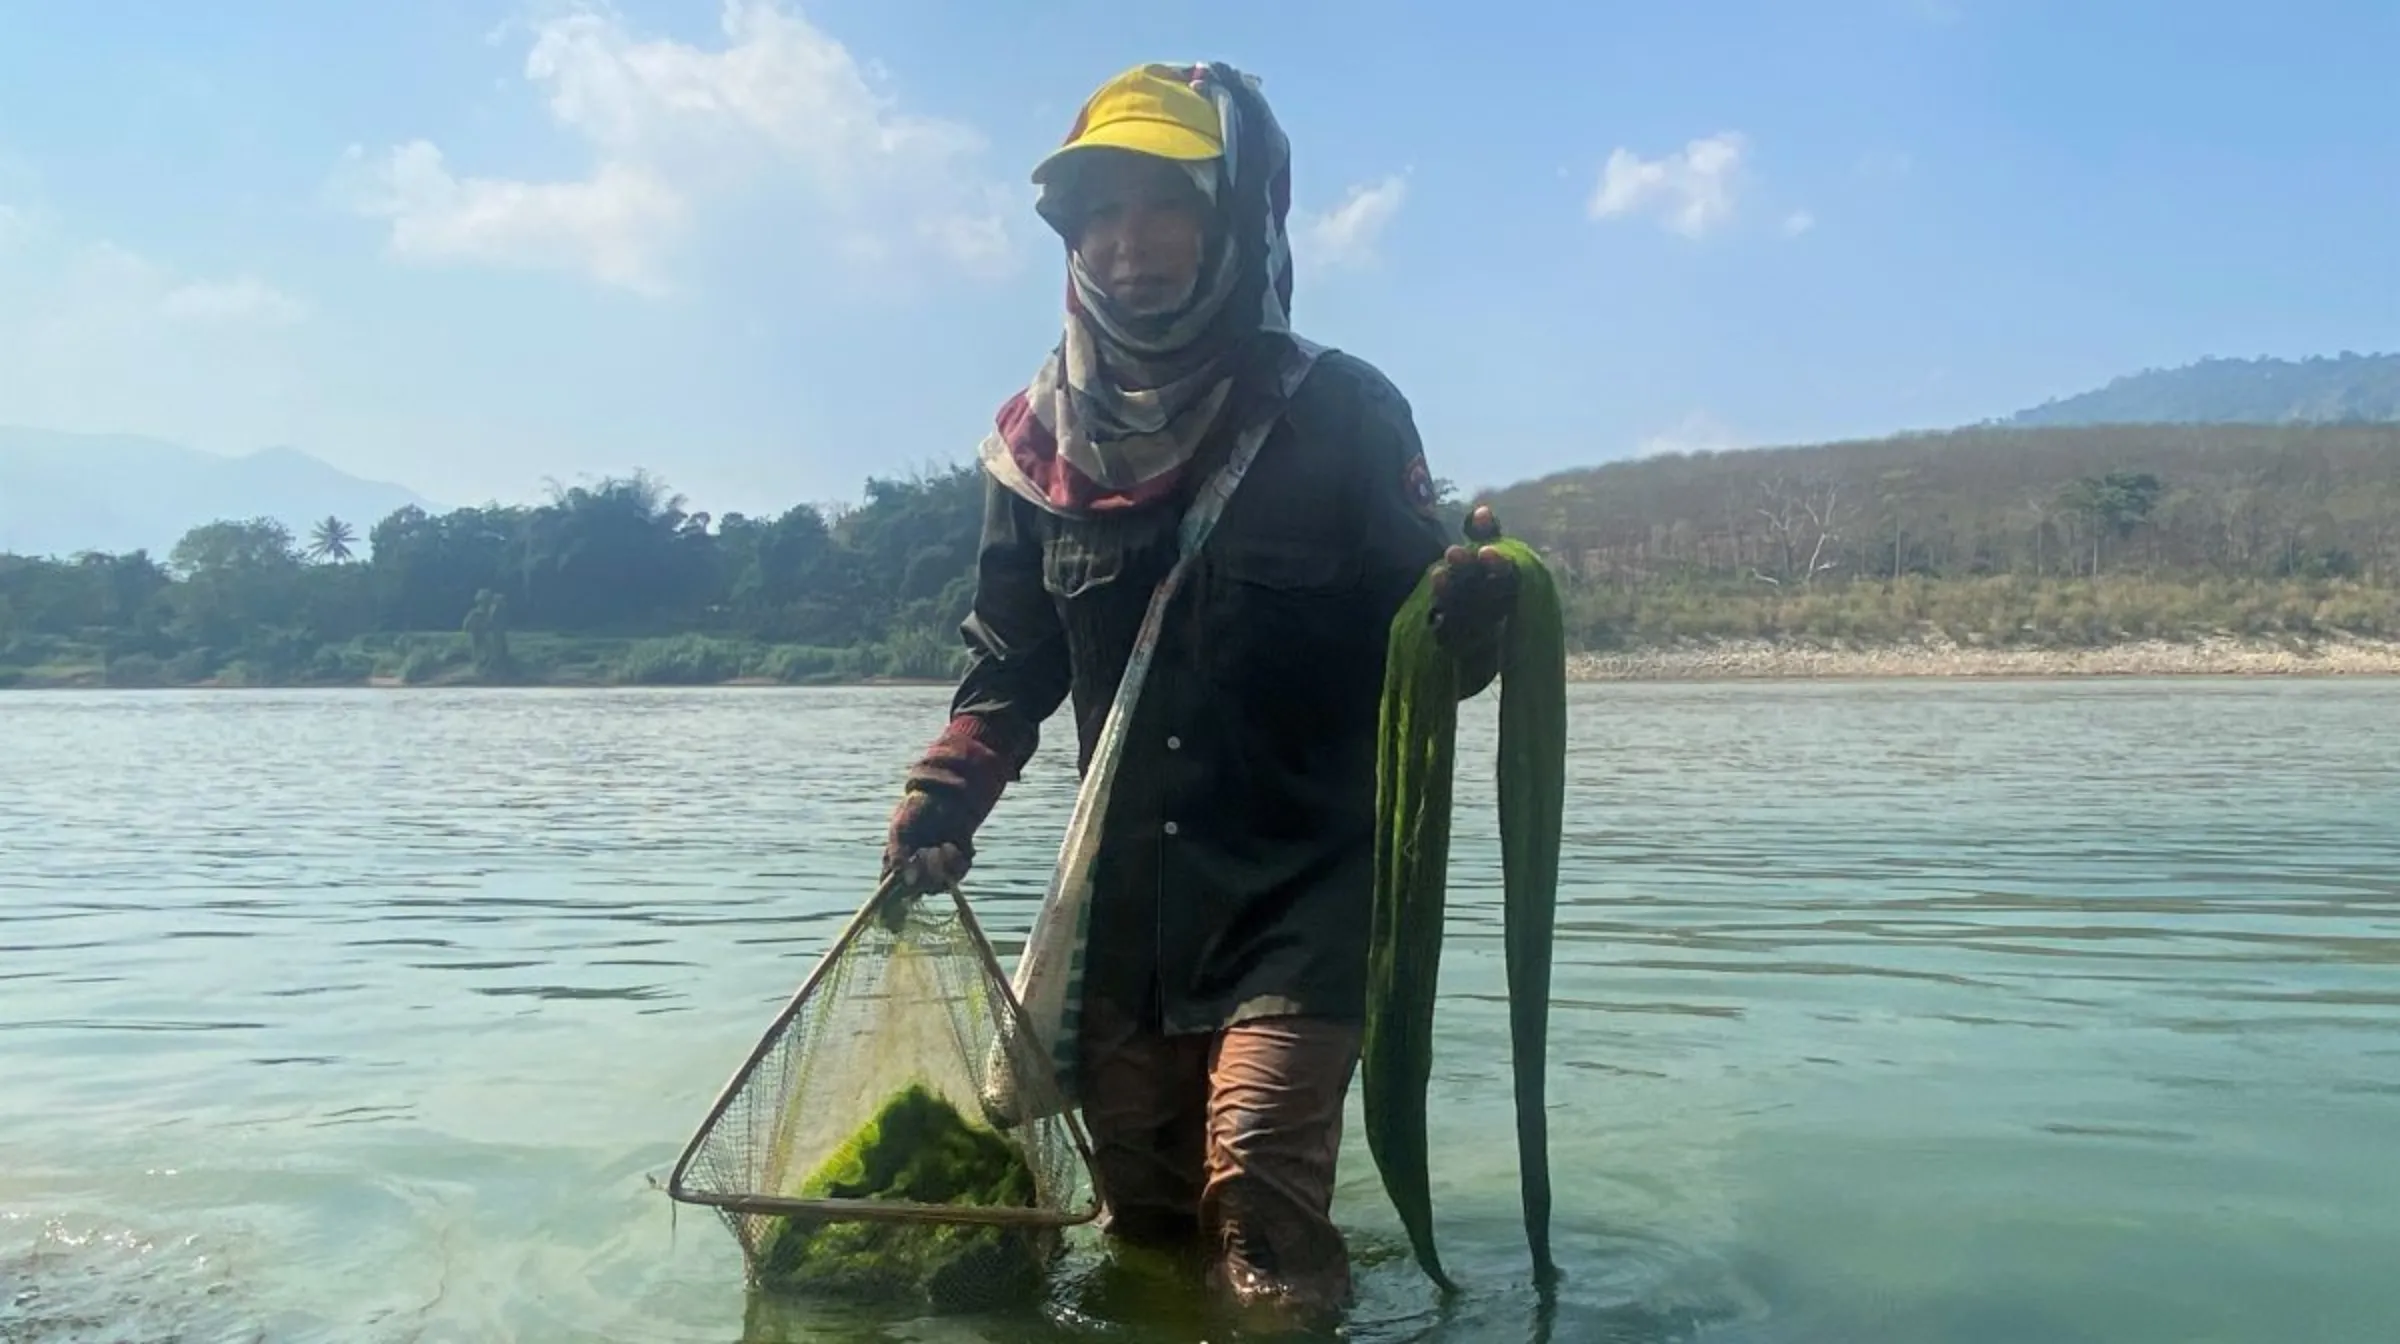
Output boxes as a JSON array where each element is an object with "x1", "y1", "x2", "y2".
[
  {"x1": 1799, "y1": 481, "x2": 1844, "y2": 586},
  {"x1": 1758, "y1": 475, "x2": 1845, "y2": 587}
]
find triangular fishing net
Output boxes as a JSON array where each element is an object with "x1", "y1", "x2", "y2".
[{"x1": 668, "y1": 879, "x2": 1100, "y2": 1314}]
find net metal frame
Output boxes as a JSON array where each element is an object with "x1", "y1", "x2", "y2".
[{"x1": 666, "y1": 875, "x2": 1103, "y2": 1249}]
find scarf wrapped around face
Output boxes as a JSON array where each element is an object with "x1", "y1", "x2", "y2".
[{"x1": 979, "y1": 63, "x2": 1317, "y2": 518}]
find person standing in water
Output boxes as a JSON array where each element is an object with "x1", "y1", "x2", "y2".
[{"x1": 882, "y1": 61, "x2": 1519, "y2": 1330}]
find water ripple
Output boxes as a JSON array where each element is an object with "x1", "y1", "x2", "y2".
[{"x1": 2, "y1": 681, "x2": 2397, "y2": 1343}]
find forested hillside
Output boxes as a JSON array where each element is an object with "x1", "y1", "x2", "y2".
[
  {"x1": 1476, "y1": 421, "x2": 2400, "y2": 650},
  {"x1": 2008, "y1": 353, "x2": 2400, "y2": 427},
  {"x1": 1485, "y1": 422, "x2": 2400, "y2": 582}
]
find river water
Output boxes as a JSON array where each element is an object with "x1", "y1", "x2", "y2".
[{"x1": 3, "y1": 681, "x2": 2396, "y2": 1343}]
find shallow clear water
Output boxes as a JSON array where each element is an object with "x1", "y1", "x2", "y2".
[{"x1": 3, "y1": 680, "x2": 2397, "y2": 1343}]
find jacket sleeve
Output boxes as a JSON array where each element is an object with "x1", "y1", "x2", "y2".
[
  {"x1": 944, "y1": 470, "x2": 1072, "y2": 775},
  {"x1": 1350, "y1": 362, "x2": 1503, "y2": 699}
]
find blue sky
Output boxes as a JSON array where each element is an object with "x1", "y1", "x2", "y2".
[{"x1": 2, "y1": 0, "x2": 2394, "y2": 517}]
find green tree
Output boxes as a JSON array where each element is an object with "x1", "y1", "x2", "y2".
[
  {"x1": 463, "y1": 588, "x2": 513, "y2": 679},
  {"x1": 2058, "y1": 470, "x2": 2164, "y2": 575},
  {"x1": 307, "y1": 516, "x2": 357, "y2": 563},
  {"x1": 170, "y1": 518, "x2": 299, "y2": 577},
  {"x1": 166, "y1": 519, "x2": 305, "y2": 655},
  {"x1": 515, "y1": 471, "x2": 711, "y2": 631},
  {"x1": 369, "y1": 504, "x2": 521, "y2": 632}
]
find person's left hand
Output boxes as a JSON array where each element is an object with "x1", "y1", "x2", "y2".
[{"x1": 1430, "y1": 504, "x2": 1519, "y2": 649}]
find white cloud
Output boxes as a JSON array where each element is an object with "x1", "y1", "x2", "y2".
[
  {"x1": 1781, "y1": 210, "x2": 1817, "y2": 237},
  {"x1": 0, "y1": 210, "x2": 308, "y2": 331},
  {"x1": 1294, "y1": 174, "x2": 1407, "y2": 270},
  {"x1": 336, "y1": 0, "x2": 1014, "y2": 294},
  {"x1": 160, "y1": 275, "x2": 312, "y2": 326},
  {"x1": 337, "y1": 141, "x2": 686, "y2": 294},
  {"x1": 1856, "y1": 149, "x2": 1915, "y2": 180},
  {"x1": 1589, "y1": 132, "x2": 1747, "y2": 238},
  {"x1": 1637, "y1": 411, "x2": 1741, "y2": 458},
  {"x1": 0, "y1": 202, "x2": 313, "y2": 452}
]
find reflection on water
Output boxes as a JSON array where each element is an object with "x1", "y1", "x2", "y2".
[
  {"x1": 2, "y1": 1215, "x2": 263, "y2": 1344},
  {"x1": 3, "y1": 680, "x2": 2398, "y2": 1342}
]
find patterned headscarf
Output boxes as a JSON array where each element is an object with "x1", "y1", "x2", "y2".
[{"x1": 979, "y1": 63, "x2": 1314, "y2": 518}]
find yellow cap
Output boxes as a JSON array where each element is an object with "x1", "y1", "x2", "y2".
[{"x1": 1031, "y1": 64, "x2": 1223, "y2": 186}]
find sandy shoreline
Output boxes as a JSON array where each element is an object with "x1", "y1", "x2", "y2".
[{"x1": 1564, "y1": 635, "x2": 2400, "y2": 682}]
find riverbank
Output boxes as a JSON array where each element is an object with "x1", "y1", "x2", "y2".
[
  {"x1": 1565, "y1": 633, "x2": 2400, "y2": 681},
  {"x1": 0, "y1": 631, "x2": 962, "y2": 692}
]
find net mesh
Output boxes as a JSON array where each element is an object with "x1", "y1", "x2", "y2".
[{"x1": 668, "y1": 880, "x2": 1099, "y2": 1313}]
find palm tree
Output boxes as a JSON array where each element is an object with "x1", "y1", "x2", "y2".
[{"x1": 307, "y1": 516, "x2": 356, "y2": 563}]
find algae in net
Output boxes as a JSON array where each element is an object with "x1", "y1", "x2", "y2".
[
  {"x1": 668, "y1": 879, "x2": 1100, "y2": 1313},
  {"x1": 750, "y1": 1084, "x2": 1050, "y2": 1310}
]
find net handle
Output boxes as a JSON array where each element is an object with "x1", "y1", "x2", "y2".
[{"x1": 945, "y1": 878, "x2": 1106, "y2": 1224}]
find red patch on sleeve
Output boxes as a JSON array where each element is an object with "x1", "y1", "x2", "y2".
[{"x1": 1402, "y1": 452, "x2": 1439, "y2": 517}]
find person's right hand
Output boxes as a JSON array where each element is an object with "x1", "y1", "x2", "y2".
[
  {"x1": 1429, "y1": 504, "x2": 1518, "y2": 651},
  {"x1": 882, "y1": 711, "x2": 1022, "y2": 899},
  {"x1": 882, "y1": 785, "x2": 976, "y2": 895}
]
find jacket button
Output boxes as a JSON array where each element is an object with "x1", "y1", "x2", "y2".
[
  {"x1": 1163, "y1": 821, "x2": 1180, "y2": 837},
  {"x1": 1166, "y1": 735, "x2": 1183, "y2": 750}
]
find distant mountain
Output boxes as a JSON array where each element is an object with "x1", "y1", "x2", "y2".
[
  {"x1": 0, "y1": 427, "x2": 438, "y2": 560},
  {"x1": 2008, "y1": 353, "x2": 2400, "y2": 428}
]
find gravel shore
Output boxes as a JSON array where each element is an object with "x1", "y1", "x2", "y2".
[{"x1": 1564, "y1": 635, "x2": 2400, "y2": 682}]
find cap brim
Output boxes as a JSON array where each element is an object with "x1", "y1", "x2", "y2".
[{"x1": 1030, "y1": 120, "x2": 1221, "y2": 185}]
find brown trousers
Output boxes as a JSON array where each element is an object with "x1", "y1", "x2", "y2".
[{"x1": 1077, "y1": 998, "x2": 1362, "y2": 1319}]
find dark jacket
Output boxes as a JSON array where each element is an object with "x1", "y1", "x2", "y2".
[{"x1": 950, "y1": 347, "x2": 1490, "y2": 1036}]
